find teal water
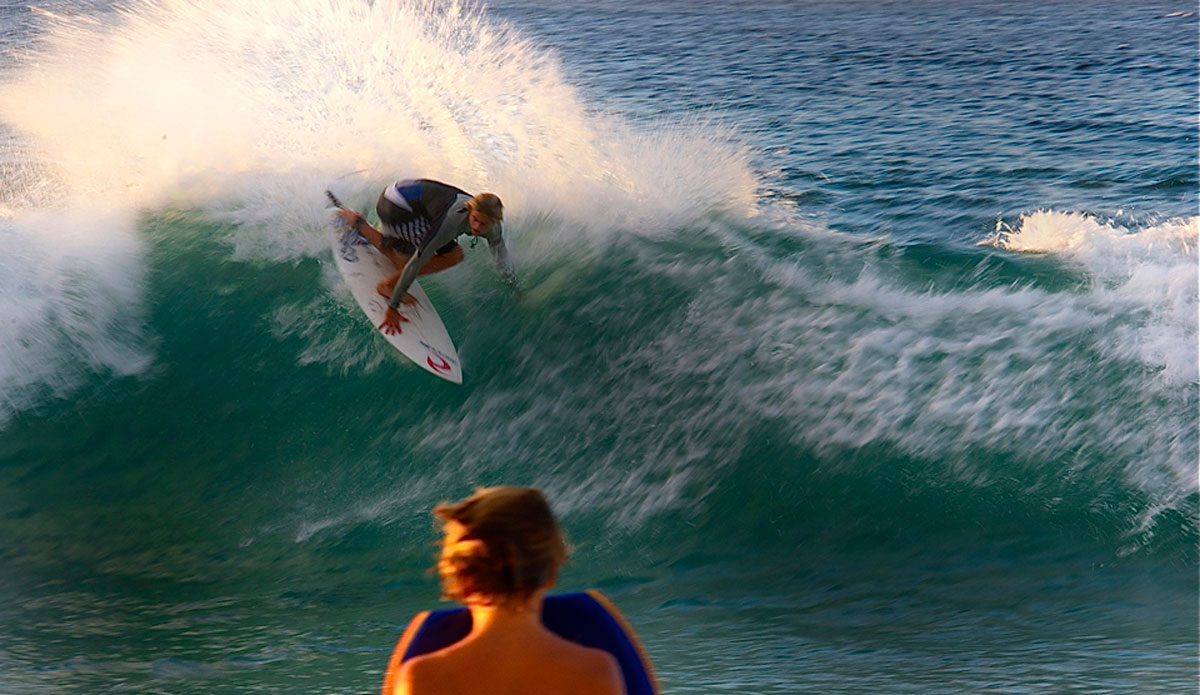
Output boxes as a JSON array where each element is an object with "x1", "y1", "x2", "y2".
[{"x1": 0, "y1": 0, "x2": 1197, "y2": 693}]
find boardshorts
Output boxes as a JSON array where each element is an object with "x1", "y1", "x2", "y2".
[{"x1": 376, "y1": 193, "x2": 459, "y2": 256}]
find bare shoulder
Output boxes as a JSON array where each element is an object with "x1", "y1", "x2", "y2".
[
  {"x1": 579, "y1": 645, "x2": 624, "y2": 695},
  {"x1": 394, "y1": 631, "x2": 624, "y2": 695},
  {"x1": 547, "y1": 638, "x2": 624, "y2": 695},
  {"x1": 394, "y1": 652, "x2": 457, "y2": 695}
]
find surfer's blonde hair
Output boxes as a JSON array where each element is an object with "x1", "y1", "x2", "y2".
[
  {"x1": 434, "y1": 486, "x2": 567, "y2": 607},
  {"x1": 466, "y1": 193, "x2": 503, "y2": 222}
]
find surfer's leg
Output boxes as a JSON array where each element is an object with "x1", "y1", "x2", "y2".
[
  {"x1": 373, "y1": 243, "x2": 460, "y2": 298},
  {"x1": 376, "y1": 250, "x2": 413, "y2": 299},
  {"x1": 418, "y1": 243, "x2": 464, "y2": 275}
]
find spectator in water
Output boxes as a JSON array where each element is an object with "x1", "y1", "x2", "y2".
[{"x1": 385, "y1": 486, "x2": 625, "y2": 695}]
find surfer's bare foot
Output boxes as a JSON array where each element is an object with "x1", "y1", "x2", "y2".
[{"x1": 376, "y1": 269, "x2": 404, "y2": 299}]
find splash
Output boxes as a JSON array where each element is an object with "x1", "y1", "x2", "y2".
[{"x1": 1, "y1": 0, "x2": 757, "y2": 256}]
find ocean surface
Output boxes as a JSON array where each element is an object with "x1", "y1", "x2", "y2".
[{"x1": 0, "y1": 0, "x2": 1197, "y2": 692}]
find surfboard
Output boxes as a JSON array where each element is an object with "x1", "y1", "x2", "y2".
[
  {"x1": 381, "y1": 591, "x2": 660, "y2": 695},
  {"x1": 330, "y1": 216, "x2": 463, "y2": 384}
]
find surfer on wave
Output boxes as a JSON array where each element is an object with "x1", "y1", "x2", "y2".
[
  {"x1": 335, "y1": 179, "x2": 517, "y2": 335},
  {"x1": 385, "y1": 487, "x2": 625, "y2": 695}
]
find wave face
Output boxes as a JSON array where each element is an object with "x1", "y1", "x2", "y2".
[{"x1": 0, "y1": 1, "x2": 1196, "y2": 694}]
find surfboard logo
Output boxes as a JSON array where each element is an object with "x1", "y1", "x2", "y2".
[
  {"x1": 421, "y1": 341, "x2": 457, "y2": 367},
  {"x1": 427, "y1": 354, "x2": 451, "y2": 373}
]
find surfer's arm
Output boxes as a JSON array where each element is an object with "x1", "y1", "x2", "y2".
[
  {"x1": 336, "y1": 208, "x2": 388, "y2": 249},
  {"x1": 388, "y1": 244, "x2": 437, "y2": 311},
  {"x1": 386, "y1": 200, "x2": 468, "y2": 309},
  {"x1": 486, "y1": 223, "x2": 519, "y2": 295}
]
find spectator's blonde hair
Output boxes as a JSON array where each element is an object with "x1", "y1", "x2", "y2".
[{"x1": 434, "y1": 487, "x2": 566, "y2": 607}]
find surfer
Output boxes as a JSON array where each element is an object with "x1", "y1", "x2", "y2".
[
  {"x1": 384, "y1": 487, "x2": 625, "y2": 695},
  {"x1": 334, "y1": 179, "x2": 517, "y2": 335}
]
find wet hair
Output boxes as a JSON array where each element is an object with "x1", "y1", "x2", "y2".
[
  {"x1": 466, "y1": 193, "x2": 503, "y2": 222},
  {"x1": 434, "y1": 486, "x2": 567, "y2": 606}
]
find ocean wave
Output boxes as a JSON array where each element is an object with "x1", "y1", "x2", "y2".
[
  {"x1": 0, "y1": 0, "x2": 755, "y2": 420},
  {"x1": 352, "y1": 208, "x2": 1198, "y2": 549},
  {"x1": 985, "y1": 211, "x2": 1197, "y2": 385},
  {"x1": 0, "y1": 206, "x2": 153, "y2": 427}
]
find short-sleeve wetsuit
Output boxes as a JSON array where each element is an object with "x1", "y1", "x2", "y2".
[{"x1": 374, "y1": 179, "x2": 516, "y2": 312}]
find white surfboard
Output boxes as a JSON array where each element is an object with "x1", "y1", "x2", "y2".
[{"x1": 331, "y1": 222, "x2": 463, "y2": 384}]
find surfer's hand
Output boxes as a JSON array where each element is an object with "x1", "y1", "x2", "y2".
[
  {"x1": 399, "y1": 292, "x2": 418, "y2": 306},
  {"x1": 378, "y1": 307, "x2": 408, "y2": 335}
]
